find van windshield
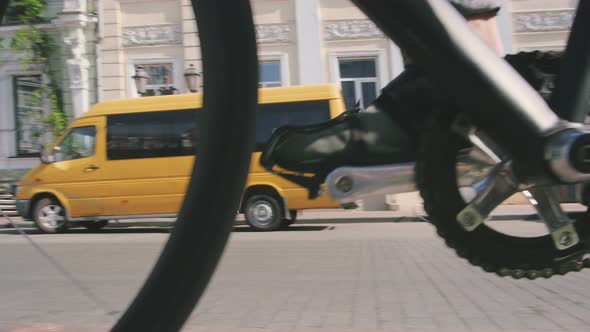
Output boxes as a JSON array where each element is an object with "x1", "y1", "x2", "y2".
[{"x1": 57, "y1": 126, "x2": 96, "y2": 161}]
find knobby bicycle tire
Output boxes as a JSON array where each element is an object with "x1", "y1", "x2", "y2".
[{"x1": 111, "y1": 1, "x2": 258, "y2": 331}]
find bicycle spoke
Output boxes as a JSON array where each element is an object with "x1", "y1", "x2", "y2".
[
  {"x1": 466, "y1": 131, "x2": 504, "y2": 163},
  {"x1": 527, "y1": 187, "x2": 579, "y2": 250},
  {"x1": 451, "y1": 115, "x2": 506, "y2": 162},
  {"x1": 457, "y1": 162, "x2": 521, "y2": 231},
  {"x1": 457, "y1": 148, "x2": 497, "y2": 188}
]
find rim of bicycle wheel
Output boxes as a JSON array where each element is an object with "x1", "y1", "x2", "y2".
[{"x1": 110, "y1": 1, "x2": 258, "y2": 331}]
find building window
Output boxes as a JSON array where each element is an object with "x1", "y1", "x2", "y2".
[
  {"x1": 136, "y1": 63, "x2": 178, "y2": 96},
  {"x1": 259, "y1": 61, "x2": 282, "y2": 88},
  {"x1": 338, "y1": 58, "x2": 379, "y2": 110},
  {"x1": 13, "y1": 75, "x2": 45, "y2": 156}
]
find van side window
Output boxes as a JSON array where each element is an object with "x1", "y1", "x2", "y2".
[
  {"x1": 256, "y1": 100, "x2": 330, "y2": 151},
  {"x1": 107, "y1": 109, "x2": 200, "y2": 160},
  {"x1": 57, "y1": 126, "x2": 96, "y2": 161}
]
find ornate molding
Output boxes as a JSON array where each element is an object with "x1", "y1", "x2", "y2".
[
  {"x1": 324, "y1": 20, "x2": 383, "y2": 41},
  {"x1": 63, "y1": 0, "x2": 85, "y2": 12},
  {"x1": 123, "y1": 25, "x2": 182, "y2": 47},
  {"x1": 513, "y1": 11, "x2": 575, "y2": 32},
  {"x1": 255, "y1": 24, "x2": 291, "y2": 44}
]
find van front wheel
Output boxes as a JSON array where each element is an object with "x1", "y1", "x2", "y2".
[
  {"x1": 244, "y1": 195, "x2": 283, "y2": 231},
  {"x1": 33, "y1": 198, "x2": 68, "y2": 234}
]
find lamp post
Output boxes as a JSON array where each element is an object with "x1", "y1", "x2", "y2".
[
  {"x1": 132, "y1": 66, "x2": 149, "y2": 96},
  {"x1": 184, "y1": 64, "x2": 200, "y2": 93}
]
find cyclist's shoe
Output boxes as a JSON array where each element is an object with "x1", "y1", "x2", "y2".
[{"x1": 260, "y1": 66, "x2": 432, "y2": 198}]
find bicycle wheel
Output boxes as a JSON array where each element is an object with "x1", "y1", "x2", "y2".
[
  {"x1": 110, "y1": 0, "x2": 258, "y2": 331},
  {"x1": 416, "y1": 1, "x2": 590, "y2": 279}
]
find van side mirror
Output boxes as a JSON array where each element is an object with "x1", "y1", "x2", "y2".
[
  {"x1": 40, "y1": 147, "x2": 63, "y2": 164},
  {"x1": 40, "y1": 147, "x2": 54, "y2": 164}
]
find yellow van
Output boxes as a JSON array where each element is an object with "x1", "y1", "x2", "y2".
[{"x1": 14, "y1": 84, "x2": 345, "y2": 233}]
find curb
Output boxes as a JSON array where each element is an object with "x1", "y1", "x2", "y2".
[{"x1": 2, "y1": 209, "x2": 586, "y2": 229}]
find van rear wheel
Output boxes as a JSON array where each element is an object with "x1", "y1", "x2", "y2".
[
  {"x1": 244, "y1": 194, "x2": 283, "y2": 231},
  {"x1": 33, "y1": 197, "x2": 68, "y2": 234}
]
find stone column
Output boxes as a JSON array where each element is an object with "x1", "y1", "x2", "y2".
[
  {"x1": 53, "y1": 0, "x2": 94, "y2": 118},
  {"x1": 497, "y1": 2, "x2": 515, "y2": 54},
  {"x1": 100, "y1": 0, "x2": 126, "y2": 100},
  {"x1": 389, "y1": 41, "x2": 404, "y2": 79},
  {"x1": 181, "y1": 0, "x2": 201, "y2": 92},
  {"x1": 295, "y1": 0, "x2": 323, "y2": 84},
  {"x1": 65, "y1": 29, "x2": 91, "y2": 118}
]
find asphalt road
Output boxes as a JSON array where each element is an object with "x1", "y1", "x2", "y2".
[{"x1": 0, "y1": 219, "x2": 589, "y2": 332}]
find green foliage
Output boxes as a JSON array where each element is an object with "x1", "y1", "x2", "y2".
[
  {"x1": 44, "y1": 94, "x2": 68, "y2": 137},
  {"x1": 8, "y1": 0, "x2": 69, "y2": 143},
  {"x1": 7, "y1": 0, "x2": 45, "y2": 23},
  {"x1": 9, "y1": 0, "x2": 52, "y2": 65},
  {"x1": 11, "y1": 27, "x2": 50, "y2": 64}
]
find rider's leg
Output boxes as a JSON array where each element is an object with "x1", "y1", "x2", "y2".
[
  {"x1": 261, "y1": 2, "x2": 559, "y2": 186},
  {"x1": 466, "y1": 14, "x2": 505, "y2": 56}
]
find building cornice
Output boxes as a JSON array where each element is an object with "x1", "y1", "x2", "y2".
[
  {"x1": 513, "y1": 10, "x2": 575, "y2": 33},
  {"x1": 123, "y1": 24, "x2": 182, "y2": 47},
  {"x1": 256, "y1": 24, "x2": 291, "y2": 44},
  {"x1": 324, "y1": 19, "x2": 383, "y2": 41}
]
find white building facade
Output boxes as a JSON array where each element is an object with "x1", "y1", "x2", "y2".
[{"x1": 98, "y1": 0, "x2": 577, "y2": 104}]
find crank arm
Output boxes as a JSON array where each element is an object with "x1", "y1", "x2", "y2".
[
  {"x1": 457, "y1": 162, "x2": 521, "y2": 231},
  {"x1": 325, "y1": 163, "x2": 417, "y2": 205},
  {"x1": 526, "y1": 187, "x2": 579, "y2": 250}
]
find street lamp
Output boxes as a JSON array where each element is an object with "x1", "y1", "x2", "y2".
[
  {"x1": 184, "y1": 64, "x2": 200, "y2": 93},
  {"x1": 132, "y1": 66, "x2": 149, "y2": 96}
]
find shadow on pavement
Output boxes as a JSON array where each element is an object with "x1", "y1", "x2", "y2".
[
  {"x1": 232, "y1": 225, "x2": 330, "y2": 232},
  {"x1": 0, "y1": 224, "x2": 330, "y2": 235},
  {"x1": 0, "y1": 227, "x2": 172, "y2": 235}
]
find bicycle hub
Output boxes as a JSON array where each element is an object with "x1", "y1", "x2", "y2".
[{"x1": 547, "y1": 128, "x2": 590, "y2": 183}]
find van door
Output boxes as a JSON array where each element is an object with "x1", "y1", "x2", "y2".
[
  {"x1": 40, "y1": 117, "x2": 106, "y2": 217},
  {"x1": 98, "y1": 109, "x2": 198, "y2": 216}
]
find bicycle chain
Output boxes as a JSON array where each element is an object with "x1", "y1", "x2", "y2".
[
  {"x1": 418, "y1": 175, "x2": 590, "y2": 279},
  {"x1": 415, "y1": 113, "x2": 590, "y2": 280}
]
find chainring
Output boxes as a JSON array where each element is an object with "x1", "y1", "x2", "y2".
[{"x1": 416, "y1": 111, "x2": 590, "y2": 279}]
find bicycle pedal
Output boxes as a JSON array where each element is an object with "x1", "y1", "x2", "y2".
[
  {"x1": 457, "y1": 205, "x2": 484, "y2": 232},
  {"x1": 551, "y1": 224, "x2": 579, "y2": 250}
]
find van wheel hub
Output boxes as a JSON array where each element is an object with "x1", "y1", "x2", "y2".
[
  {"x1": 249, "y1": 201, "x2": 274, "y2": 224},
  {"x1": 39, "y1": 205, "x2": 66, "y2": 229}
]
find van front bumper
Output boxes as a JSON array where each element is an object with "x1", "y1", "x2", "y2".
[{"x1": 15, "y1": 200, "x2": 31, "y2": 220}]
